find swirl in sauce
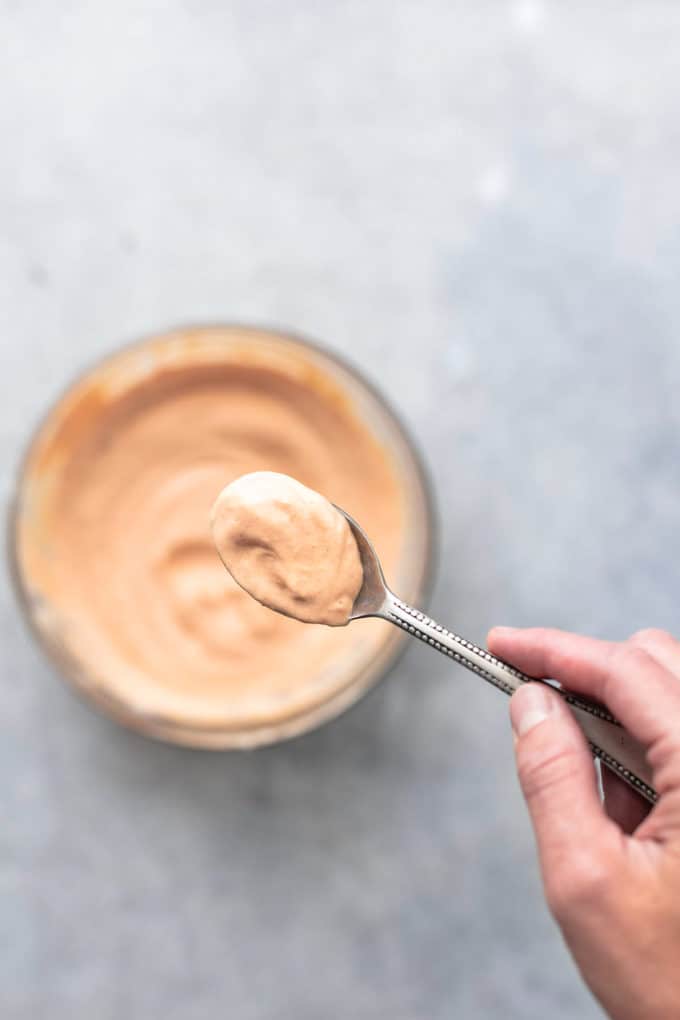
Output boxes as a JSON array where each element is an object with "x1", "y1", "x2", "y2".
[{"x1": 16, "y1": 334, "x2": 404, "y2": 732}]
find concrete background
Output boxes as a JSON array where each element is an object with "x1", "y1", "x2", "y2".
[{"x1": 2, "y1": 2, "x2": 680, "y2": 1017}]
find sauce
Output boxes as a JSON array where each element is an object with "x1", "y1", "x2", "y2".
[
  {"x1": 212, "y1": 472, "x2": 363, "y2": 626},
  {"x1": 16, "y1": 331, "x2": 406, "y2": 733}
]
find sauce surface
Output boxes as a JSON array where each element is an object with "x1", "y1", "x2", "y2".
[
  {"x1": 212, "y1": 472, "x2": 363, "y2": 627},
  {"x1": 17, "y1": 334, "x2": 405, "y2": 731}
]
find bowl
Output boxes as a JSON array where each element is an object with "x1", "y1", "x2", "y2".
[{"x1": 10, "y1": 325, "x2": 435, "y2": 748}]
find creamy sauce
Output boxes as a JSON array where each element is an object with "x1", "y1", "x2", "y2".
[
  {"x1": 16, "y1": 333, "x2": 405, "y2": 733},
  {"x1": 211, "y1": 472, "x2": 363, "y2": 626}
]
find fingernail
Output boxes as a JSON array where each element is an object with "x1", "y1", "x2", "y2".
[
  {"x1": 491, "y1": 626, "x2": 517, "y2": 637},
  {"x1": 511, "y1": 684, "x2": 556, "y2": 738}
]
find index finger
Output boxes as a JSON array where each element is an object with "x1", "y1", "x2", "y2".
[{"x1": 487, "y1": 626, "x2": 680, "y2": 753}]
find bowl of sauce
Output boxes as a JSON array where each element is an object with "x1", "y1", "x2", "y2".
[{"x1": 10, "y1": 325, "x2": 434, "y2": 747}]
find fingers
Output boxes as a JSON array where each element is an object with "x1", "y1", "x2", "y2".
[
  {"x1": 628, "y1": 628, "x2": 680, "y2": 675},
  {"x1": 489, "y1": 626, "x2": 680, "y2": 752},
  {"x1": 601, "y1": 765, "x2": 651, "y2": 834},
  {"x1": 510, "y1": 682, "x2": 620, "y2": 909}
]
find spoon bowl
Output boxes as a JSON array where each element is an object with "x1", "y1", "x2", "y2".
[{"x1": 334, "y1": 506, "x2": 390, "y2": 618}]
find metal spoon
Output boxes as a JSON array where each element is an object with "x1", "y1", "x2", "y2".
[{"x1": 337, "y1": 506, "x2": 657, "y2": 805}]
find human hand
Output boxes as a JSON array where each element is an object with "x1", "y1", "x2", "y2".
[{"x1": 487, "y1": 626, "x2": 680, "y2": 1020}]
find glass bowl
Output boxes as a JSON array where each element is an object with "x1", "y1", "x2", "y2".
[{"x1": 9, "y1": 325, "x2": 435, "y2": 748}]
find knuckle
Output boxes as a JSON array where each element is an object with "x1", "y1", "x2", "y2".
[
  {"x1": 545, "y1": 853, "x2": 614, "y2": 921},
  {"x1": 630, "y1": 627, "x2": 673, "y2": 647},
  {"x1": 614, "y1": 643, "x2": 655, "y2": 672},
  {"x1": 517, "y1": 742, "x2": 581, "y2": 803},
  {"x1": 533, "y1": 645, "x2": 577, "y2": 684},
  {"x1": 647, "y1": 734, "x2": 680, "y2": 781}
]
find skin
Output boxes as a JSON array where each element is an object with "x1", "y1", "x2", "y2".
[{"x1": 487, "y1": 625, "x2": 680, "y2": 1020}]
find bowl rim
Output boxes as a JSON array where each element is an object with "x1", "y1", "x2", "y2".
[{"x1": 7, "y1": 321, "x2": 438, "y2": 749}]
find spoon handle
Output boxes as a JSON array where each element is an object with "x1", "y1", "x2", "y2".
[{"x1": 385, "y1": 594, "x2": 657, "y2": 805}]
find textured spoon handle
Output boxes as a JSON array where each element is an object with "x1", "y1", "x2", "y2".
[{"x1": 386, "y1": 595, "x2": 657, "y2": 805}]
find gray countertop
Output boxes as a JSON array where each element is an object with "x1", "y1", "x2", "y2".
[{"x1": 3, "y1": 3, "x2": 680, "y2": 1017}]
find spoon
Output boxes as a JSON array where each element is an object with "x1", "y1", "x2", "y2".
[{"x1": 337, "y1": 506, "x2": 657, "y2": 805}]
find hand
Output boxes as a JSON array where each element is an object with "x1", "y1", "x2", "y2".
[{"x1": 487, "y1": 626, "x2": 680, "y2": 1020}]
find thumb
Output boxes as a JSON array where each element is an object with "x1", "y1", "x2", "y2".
[{"x1": 511, "y1": 683, "x2": 618, "y2": 892}]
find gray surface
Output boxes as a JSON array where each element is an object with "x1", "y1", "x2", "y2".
[{"x1": 2, "y1": 2, "x2": 680, "y2": 1017}]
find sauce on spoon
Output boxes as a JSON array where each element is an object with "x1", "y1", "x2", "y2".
[{"x1": 211, "y1": 472, "x2": 363, "y2": 627}]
